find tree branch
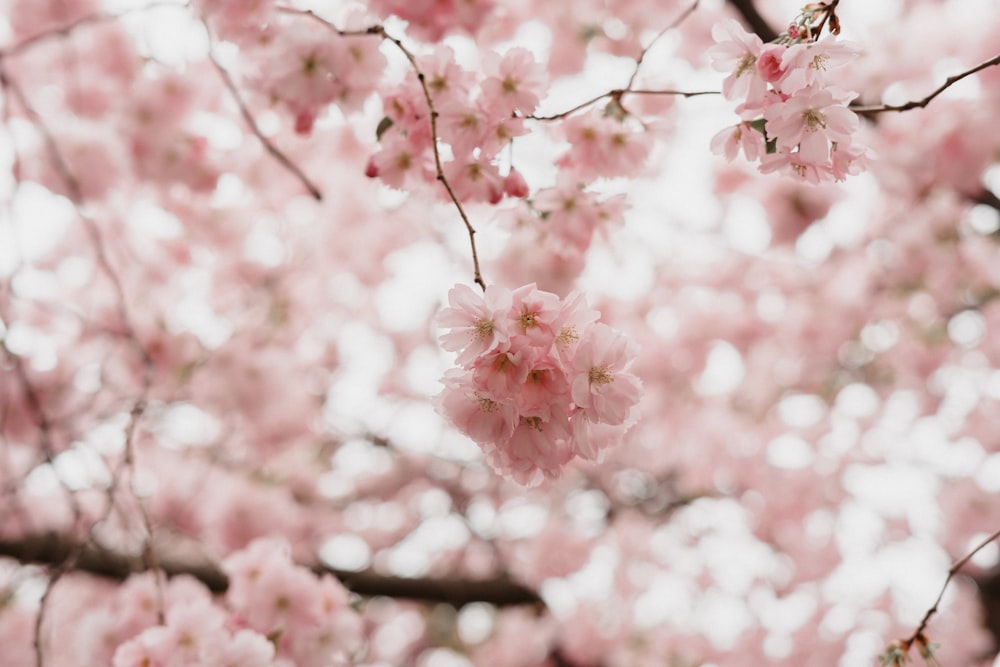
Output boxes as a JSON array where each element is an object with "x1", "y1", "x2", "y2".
[
  {"x1": 275, "y1": 7, "x2": 487, "y2": 290},
  {"x1": 854, "y1": 52, "x2": 1000, "y2": 116},
  {"x1": 725, "y1": 0, "x2": 779, "y2": 42},
  {"x1": 881, "y1": 527, "x2": 1000, "y2": 664},
  {"x1": 0, "y1": 533, "x2": 543, "y2": 608},
  {"x1": 205, "y1": 44, "x2": 324, "y2": 201}
]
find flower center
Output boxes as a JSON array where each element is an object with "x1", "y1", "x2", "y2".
[
  {"x1": 589, "y1": 365, "x2": 613, "y2": 385},
  {"x1": 736, "y1": 53, "x2": 757, "y2": 77},
  {"x1": 803, "y1": 109, "x2": 827, "y2": 131}
]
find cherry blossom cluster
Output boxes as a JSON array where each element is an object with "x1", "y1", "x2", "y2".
[
  {"x1": 434, "y1": 283, "x2": 642, "y2": 485},
  {"x1": 709, "y1": 17, "x2": 868, "y2": 183},
  {"x1": 112, "y1": 539, "x2": 362, "y2": 667},
  {"x1": 366, "y1": 45, "x2": 544, "y2": 204}
]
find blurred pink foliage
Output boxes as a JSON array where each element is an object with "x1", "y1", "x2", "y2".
[{"x1": 1, "y1": 0, "x2": 1000, "y2": 666}]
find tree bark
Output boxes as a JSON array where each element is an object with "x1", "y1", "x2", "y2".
[
  {"x1": 0, "y1": 533, "x2": 542, "y2": 608},
  {"x1": 726, "y1": 0, "x2": 779, "y2": 42}
]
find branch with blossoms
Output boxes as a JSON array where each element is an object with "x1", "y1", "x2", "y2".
[
  {"x1": 274, "y1": 6, "x2": 489, "y2": 290},
  {"x1": 708, "y1": 5, "x2": 868, "y2": 184},
  {"x1": 879, "y1": 527, "x2": 1000, "y2": 666}
]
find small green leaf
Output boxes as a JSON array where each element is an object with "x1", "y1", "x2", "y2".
[
  {"x1": 766, "y1": 138, "x2": 777, "y2": 154},
  {"x1": 376, "y1": 116, "x2": 394, "y2": 141},
  {"x1": 748, "y1": 118, "x2": 768, "y2": 136}
]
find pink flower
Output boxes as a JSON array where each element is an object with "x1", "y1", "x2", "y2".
[
  {"x1": 570, "y1": 323, "x2": 642, "y2": 425},
  {"x1": 516, "y1": 355, "x2": 570, "y2": 419},
  {"x1": 367, "y1": 132, "x2": 432, "y2": 191},
  {"x1": 488, "y1": 411, "x2": 574, "y2": 485},
  {"x1": 758, "y1": 149, "x2": 832, "y2": 184},
  {"x1": 436, "y1": 369, "x2": 518, "y2": 447},
  {"x1": 551, "y1": 291, "x2": 600, "y2": 363},
  {"x1": 472, "y1": 347, "x2": 535, "y2": 401},
  {"x1": 420, "y1": 45, "x2": 475, "y2": 105},
  {"x1": 437, "y1": 283, "x2": 512, "y2": 365},
  {"x1": 763, "y1": 86, "x2": 858, "y2": 154},
  {"x1": 571, "y1": 412, "x2": 630, "y2": 461},
  {"x1": 708, "y1": 18, "x2": 767, "y2": 107},
  {"x1": 481, "y1": 47, "x2": 547, "y2": 113},
  {"x1": 202, "y1": 630, "x2": 276, "y2": 667},
  {"x1": 507, "y1": 283, "x2": 562, "y2": 347},
  {"x1": 778, "y1": 36, "x2": 861, "y2": 95},
  {"x1": 557, "y1": 111, "x2": 651, "y2": 179},
  {"x1": 112, "y1": 627, "x2": 178, "y2": 667},
  {"x1": 434, "y1": 283, "x2": 640, "y2": 484},
  {"x1": 503, "y1": 167, "x2": 530, "y2": 198},
  {"x1": 443, "y1": 156, "x2": 505, "y2": 204},
  {"x1": 756, "y1": 44, "x2": 788, "y2": 84},
  {"x1": 710, "y1": 122, "x2": 767, "y2": 163}
]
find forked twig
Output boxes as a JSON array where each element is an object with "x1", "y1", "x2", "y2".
[
  {"x1": 855, "y1": 53, "x2": 1000, "y2": 115},
  {"x1": 205, "y1": 44, "x2": 324, "y2": 200},
  {"x1": 881, "y1": 527, "x2": 1000, "y2": 665}
]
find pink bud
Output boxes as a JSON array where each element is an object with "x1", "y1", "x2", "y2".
[
  {"x1": 294, "y1": 109, "x2": 315, "y2": 135},
  {"x1": 756, "y1": 44, "x2": 788, "y2": 83},
  {"x1": 503, "y1": 168, "x2": 529, "y2": 198}
]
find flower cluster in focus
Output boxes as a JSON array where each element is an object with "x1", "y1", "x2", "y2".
[
  {"x1": 709, "y1": 11, "x2": 868, "y2": 183},
  {"x1": 435, "y1": 283, "x2": 642, "y2": 486}
]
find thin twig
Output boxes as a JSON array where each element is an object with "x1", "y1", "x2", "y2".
[
  {"x1": 274, "y1": 5, "x2": 380, "y2": 37},
  {"x1": 531, "y1": 1, "x2": 711, "y2": 122},
  {"x1": 0, "y1": 1, "x2": 185, "y2": 59},
  {"x1": 376, "y1": 26, "x2": 487, "y2": 290},
  {"x1": 810, "y1": 0, "x2": 840, "y2": 38},
  {"x1": 1, "y1": 55, "x2": 163, "y2": 633},
  {"x1": 913, "y1": 528, "x2": 1000, "y2": 640},
  {"x1": 205, "y1": 45, "x2": 324, "y2": 200},
  {"x1": 529, "y1": 88, "x2": 718, "y2": 122},
  {"x1": 884, "y1": 527, "x2": 1000, "y2": 664},
  {"x1": 280, "y1": 5, "x2": 488, "y2": 290},
  {"x1": 854, "y1": 52, "x2": 1000, "y2": 115},
  {"x1": 624, "y1": 0, "x2": 701, "y2": 91}
]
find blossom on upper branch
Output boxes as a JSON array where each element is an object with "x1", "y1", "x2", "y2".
[
  {"x1": 709, "y1": 19, "x2": 767, "y2": 107},
  {"x1": 709, "y1": 16, "x2": 869, "y2": 182},
  {"x1": 435, "y1": 283, "x2": 641, "y2": 485}
]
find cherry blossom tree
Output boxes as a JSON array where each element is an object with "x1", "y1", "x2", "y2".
[{"x1": 1, "y1": 0, "x2": 999, "y2": 665}]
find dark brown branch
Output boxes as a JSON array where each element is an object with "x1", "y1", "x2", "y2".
[
  {"x1": 725, "y1": 0, "x2": 779, "y2": 43},
  {"x1": 973, "y1": 189, "x2": 1000, "y2": 214},
  {"x1": 0, "y1": 533, "x2": 543, "y2": 608},
  {"x1": 854, "y1": 52, "x2": 1000, "y2": 116}
]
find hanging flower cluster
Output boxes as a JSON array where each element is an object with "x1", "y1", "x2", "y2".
[
  {"x1": 434, "y1": 283, "x2": 642, "y2": 486},
  {"x1": 709, "y1": 9, "x2": 869, "y2": 183}
]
